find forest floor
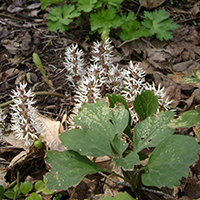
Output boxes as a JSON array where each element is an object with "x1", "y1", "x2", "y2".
[{"x1": 0, "y1": 0, "x2": 200, "y2": 199}]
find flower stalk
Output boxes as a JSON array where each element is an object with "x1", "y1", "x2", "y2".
[{"x1": 10, "y1": 82, "x2": 43, "y2": 146}]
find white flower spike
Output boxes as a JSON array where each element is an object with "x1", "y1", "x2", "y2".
[{"x1": 10, "y1": 82, "x2": 43, "y2": 146}]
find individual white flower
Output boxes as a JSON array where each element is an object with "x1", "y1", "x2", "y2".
[
  {"x1": 10, "y1": 82, "x2": 43, "y2": 147},
  {"x1": 64, "y1": 43, "x2": 86, "y2": 87}
]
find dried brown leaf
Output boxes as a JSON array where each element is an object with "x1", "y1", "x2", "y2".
[
  {"x1": 139, "y1": 0, "x2": 167, "y2": 9},
  {"x1": 36, "y1": 113, "x2": 65, "y2": 151}
]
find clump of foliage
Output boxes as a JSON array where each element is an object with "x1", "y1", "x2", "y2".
[
  {"x1": 40, "y1": 0, "x2": 179, "y2": 41},
  {"x1": 44, "y1": 92, "x2": 200, "y2": 198},
  {"x1": 3, "y1": 179, "x2": 53, "y2": 200}
]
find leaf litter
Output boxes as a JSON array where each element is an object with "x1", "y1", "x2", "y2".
[{"x1": 0, "y1": 0, "x2": 200, "y2": 199}]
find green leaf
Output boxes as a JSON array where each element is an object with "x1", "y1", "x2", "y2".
[
  {"x1": 106, "y1": 93, "x2": 132, "y2": 139},
  {"x1": 197, "y1": 105, "x2": 200, "y2": 114},
  {"x1": 182, "y1": 70, "x2": 200, "y2": 88},
  {"x1": 34, "y1": 180, "x2": 54, "y2": 194},
  {"x1": 168, "y1": 110, "x2": 200, "y2": 129},
  {"x1": 42, "y1": 187, "x2": 54, "y2": 195},
  {"x1": 35, "y1": 181, "x2": 44, "y2": 193},
  {"x1": 196, "y1": 122, "x2": 200, "y2": 138},
  {"x1": 40, "y1": 0, "x2": 64, "y2": 10},
  {"x1": 77, "y1": 0, "x2": 98, "y2": 12},
  {"x1": 107, "y1": 93, "x2": 129, "y2": 110},
  {"x1": 142, "y1": 10, "x2": 179, "y2": 41},
  {"x1": 142, "y1": 135, "x2": 200, "y2": 188},
  {"x1": 113, "y1": 152, "x2": 140, "y2": 170},
  {"x1": 120, "y1": 21, "x2": 149, "y2": 41},
  {"x1": 33, "y1": 52, "x2": 47, "y2": 78},
  {"x1": 20, "y1": 181, "x2": 33, "y2": 194},
  {"x1": 47, "y1": 5, "x2": 81, "y2": 32},
  {"x1": 133, "y1": 111, "x2": 174, "y2": 153},
  {"x1": 102, "y1": 0, "x2": 124, "y2": 8},
  {"x1": 45, "y1": 150, "x2": 105, "y2": 190},
  {"x1": 134, "y1": 90, "x2": 159, "y2": 120},
  {"x1": 0, "y1": 186, "x2": 4, "y2": 200},
  {"x1": 112, "y1": 134, "x2": 128, "y2": 157},
  {"x1": 193, "y1": 69, "x2": 200, "y2": 79},
  {"x1": 119, "y1": 12, "x2": 150, "y2": 41},
  {"x1": 27, "y1": 192, "x2": 42, "y2": 200},
  {"x1": 99, "y1": 192, "x2": 135, "y2": 199},
  {"x1": 90, "y1": 8, "x2": 123, "y2": 34},
  {"x1": 60, "y1": 100, "x2": 129, "y2": 157},
  {"x1": 4, "y1": 189, "x2": 15, "y2": 199}
]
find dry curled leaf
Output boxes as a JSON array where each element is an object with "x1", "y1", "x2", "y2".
[
  {"x1": 139, "y1": 0, "x2": 167, "y2": 9},
  {"x1": 36, "y1": 113, "x2": 65, "y2": 151}
]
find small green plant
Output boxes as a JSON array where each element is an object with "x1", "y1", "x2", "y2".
[
  {"x1": 168, "y1": 105, "x2": 200, "y2": 139},
  {"x1": 33, "y1": 52, "x2": 54, "y2": 89},
  {"x1": 3, "y1": 179, "x2": 54, "y2": 200},
  {"x1": 41, "y1": 0, "x2": 178, "y2": 41},
  {"x1": 177, "y1": 68, "x2": 200, "y2": 88},
  {"x1": 44, "y1": 91, "x2": 200, "y2": 198},
  {"x1": 53, "y1": 193, "x2": 62, "y2": 200}
]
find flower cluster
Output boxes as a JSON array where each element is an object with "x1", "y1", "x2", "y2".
[
  {"x1": 64, "y1": 38, "x2": 172, "y2": 125},
  {"x1": 64, "y1": 44, "x2": 86, "y2": 87},
  {"x1": 10, "y1": 82, "x2": 43, "y2": 146}
]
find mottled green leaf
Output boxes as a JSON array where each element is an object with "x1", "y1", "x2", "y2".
[
  {"x1": 106, "y1": 93, "x2": 131, "y2": 139},
  {"x1": 182, "y1": 70, "x2": 200, "y2": 88},
  {"x1": 112, "y1": 134, "x2": 128, "y2": 157},
  {"x1": 133, "y1": 111, "x2": 174, "y2": 153},
  {"x1": 45, "y1": 150, "x2": 105, "y2": 191},
  {"x1": 61, "y1": 100, "x2": 129, "y2": 157},
  {"x1": 99, "y1": 192, "x2": 135, "y2": 199},
  {"x1": 168, "y1": 110, "x2": 200, "y2": 129},
  {"x1": 142, "y1": 135, "x2": 200, "y2": 188},
  {"x1": 113, "y1": 152, "x2": 140, "y2": 170}
]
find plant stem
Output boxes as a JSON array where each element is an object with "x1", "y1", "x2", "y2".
[
  {"x1": 141, "y1": 187, "x2": 175, "y2": 199},
  {"x1": 0, "y1": 91, "x2": 68, "y2": 108},
  {"x1": 13, "y1": 169, "x2": 20, "y2": 200},
  {"x1": 135, "y1": 0, "x2": 143, "y2": 17},
  {"x1": 98, "y1": 171, "x2": 131, "y2": 188}
]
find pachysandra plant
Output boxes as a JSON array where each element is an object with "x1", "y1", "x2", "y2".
[
  {"x1": 10, "y1": 82, "x2": 43, "y2": 147},
  {"x1": 43, "y1": 38, "x2": 200, "y2": 198},
  {"x1": 64, "y1": 38, "x2": 172, "y2": 126},
  {"x1": 44, "y1": 92, "x2": 200, "y2": 198}
]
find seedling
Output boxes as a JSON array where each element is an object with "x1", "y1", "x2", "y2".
[
  {"x1": 3, "y1": 180, "x2": 53, "y2": 200},
  {"x1": 32, "y1": 52, "x2": 54, "y2": 89}
]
